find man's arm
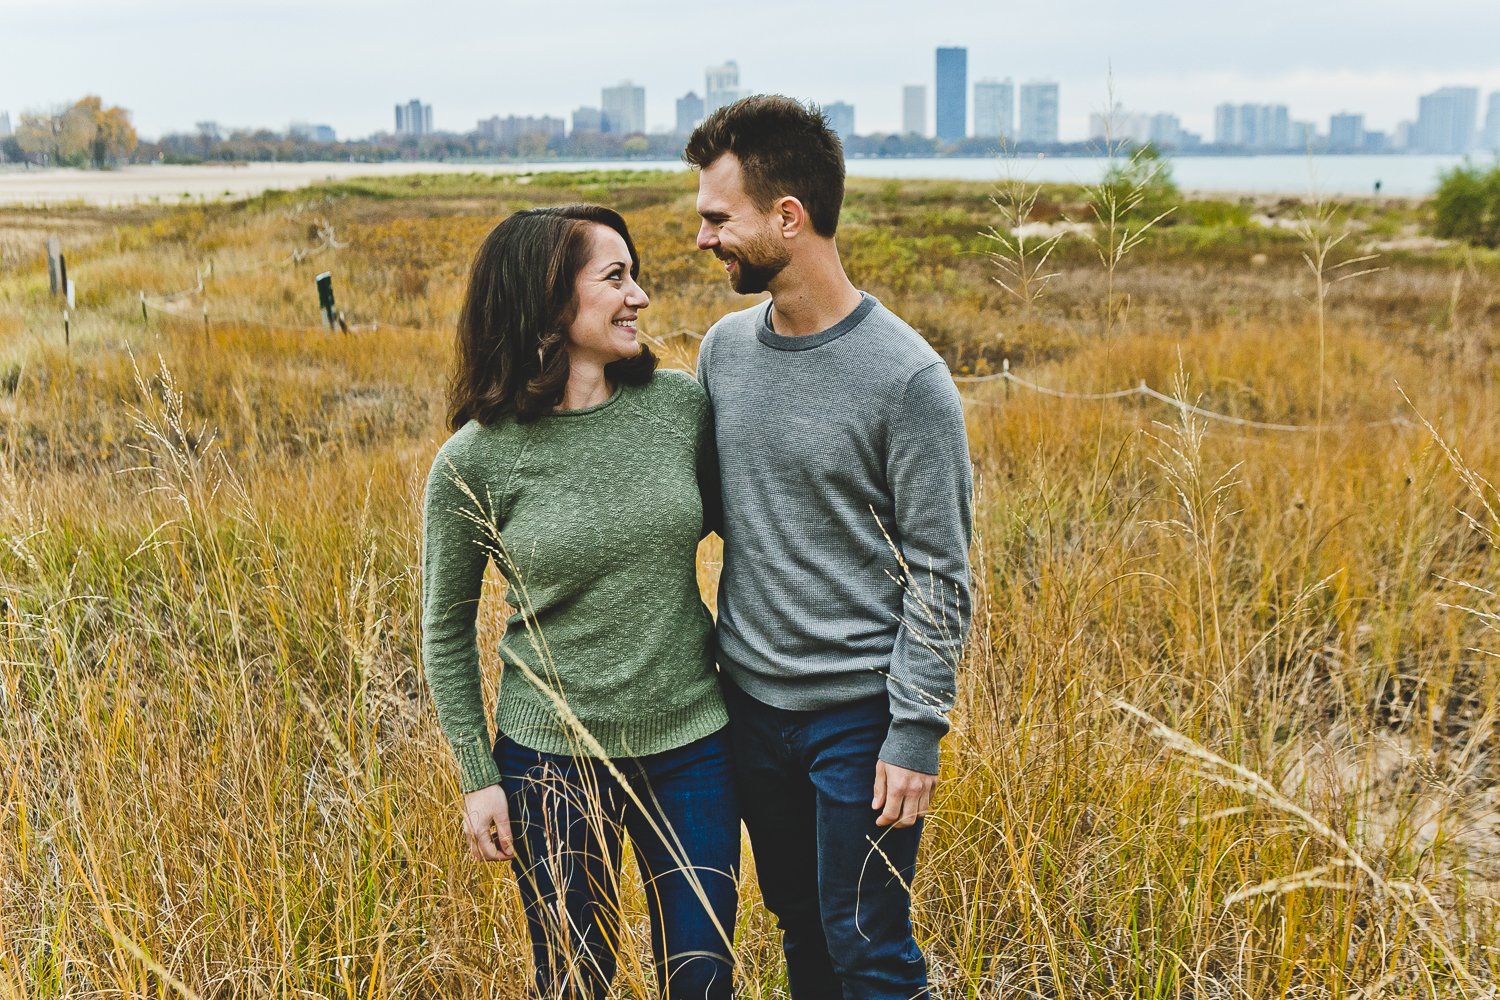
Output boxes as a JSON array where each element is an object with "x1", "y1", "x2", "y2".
[{"x1": 874, "y1": 362, "x2": 973, "y2": 825}]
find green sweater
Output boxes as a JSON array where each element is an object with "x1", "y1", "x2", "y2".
[{"x1": 420, "y1": 369, "x2": 726, "y2": 793}]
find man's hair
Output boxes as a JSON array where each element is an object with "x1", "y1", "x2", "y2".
[
  {"x1": 447, "y1": 204, "x2": 657, "y2": 430},
  {"x1": 684, "y1": 95, "x2": 845, "y2": 238}
]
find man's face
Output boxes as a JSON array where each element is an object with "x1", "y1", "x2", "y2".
[{"x1": 695, "y1": 153, "x2": 791, "y2": 294}]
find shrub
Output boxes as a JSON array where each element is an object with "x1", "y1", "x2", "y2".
[{"x1": 1432, "y1": 162, "x2": 1500, "y2": 247}]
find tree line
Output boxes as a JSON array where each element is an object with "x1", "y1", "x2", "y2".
[{"x1": 11, "y1": 96, "x2": 137, "y2": 168}]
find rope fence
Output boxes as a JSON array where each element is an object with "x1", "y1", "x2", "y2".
[{"x1": 956, "y1": 359, "x2": 1414, "y2": 433}]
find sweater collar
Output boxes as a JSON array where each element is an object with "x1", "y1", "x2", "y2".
[{"x1": 755, "y1": 292, "x2": 877, "y2": 352}]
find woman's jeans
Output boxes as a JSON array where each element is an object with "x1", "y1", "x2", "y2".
[{"x1": 492, "y1": 730, "x2": 739, "y2": 1000}]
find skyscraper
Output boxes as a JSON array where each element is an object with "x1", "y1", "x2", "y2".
[
  {"x1": 823, "y1": 102, "x2": 855, "y2": 145},
  {"x1": 902, "y1": 85, "x2": 926, "y2": 137},
  {"x1": 1414, "y1": 86, "x2": 1480, "y2": 153},
  {"x1": 1329, "y1": 113, "x2": 1364, "y2": 151},
  {"x1": 935, "y1": 47, "x2": 966, "y2": 143},
  {"x1": 706, "y1": 61, "x2": 740, "y2": 115},
  {"x1": 0, "y1": 112, "x2": 11, "y2": 139},
  {"x1": 1213, "y1": 104, "x2": 1238, "y2": 145},
  {"x1": 1018, "y1": 82, "x2": 1059, "y2": 145},
  {"x1": 395, "y1": 99, "x2": 432, "y2": 137},
  {"x1": 601, "y1": 81, "x2": 646, "y2": 135},
  {"x1": 1486, "y1": 93, "x2": 1500, "y2": 151},
  {"x1": 1214, "y1": 103, "x2": 1293, "y2": 149},
  {"x1": 676, "y1": 92, "x2": 705, "y2": 135},
  {"x1": 972, "y1": 78, "x2": 1014, "y2": 140},
  {"x1": 572, "y1": 107, "x2": 603, "y2": 133}
]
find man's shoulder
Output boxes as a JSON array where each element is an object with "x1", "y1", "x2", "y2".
[
  {"x1": 857, "y1": 296, "x2": 944, "y2": 375},
  {"x1": 702, "y1": 300, "x2": 766, "y2": 350}
]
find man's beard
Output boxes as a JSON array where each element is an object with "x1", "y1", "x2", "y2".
[{"x1": 722, "y1": 231, "x2": 791, "y2": 294}]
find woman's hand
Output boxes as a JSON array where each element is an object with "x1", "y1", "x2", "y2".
[{"x1": 462, "y1": 784, "x2": 516, "y2": 862}]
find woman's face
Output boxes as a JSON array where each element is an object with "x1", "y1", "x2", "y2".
[{"x1": 565, "y1": 224, "x2": 649, "y2": 368}]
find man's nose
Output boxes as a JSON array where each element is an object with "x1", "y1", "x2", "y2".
[{"x1": 696, "y1": 221, "x2": 717, "y2": 250}]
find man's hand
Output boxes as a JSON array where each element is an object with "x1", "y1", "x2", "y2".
[
  {"x1": 462, "y1": 784, "x2": 515, "y2": 862},
  {"x1": 872, "y1": 761, "x2": 937, "y2": 829}
]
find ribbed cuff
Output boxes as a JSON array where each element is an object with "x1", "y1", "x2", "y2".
[
  {"x1": 453, "y1": 730, "x2": 503, "y2": 793},
  {"x1": 879, "y1": 719, "x2": 944, "y2": 776}
]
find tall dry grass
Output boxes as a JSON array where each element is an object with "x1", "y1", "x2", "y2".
[{"x1": 1, "y1": 170, "x2": 1498, "y2": 997}]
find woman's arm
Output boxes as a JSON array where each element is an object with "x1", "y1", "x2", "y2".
[{"x1": 421, "y1": 450, "x2": 505, "y2": 793}]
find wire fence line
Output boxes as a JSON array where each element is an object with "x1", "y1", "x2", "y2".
[{"x1": 956, "y1": 361, "x2": 1415, "y2": 433}]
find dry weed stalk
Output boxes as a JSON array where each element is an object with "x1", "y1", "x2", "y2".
[{"x1": 981, "y1": 170, "x2": 1062, "y2": 310}]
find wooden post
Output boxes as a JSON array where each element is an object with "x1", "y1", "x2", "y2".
[
  {"x1": 46, "y1": 237, "x2": 61, "y2": 295},
  {"x1": 202, "y1": 304, "x2": 209, "y2": 352},
  {"x1": 58, "y1": 253, "x2": 68, "y2": 302},
  {"x1": 1003, "y1": 357, "x2": 1011, "y2": 401},
  {"x1": 140, "y1": 291, "x2": 148, "y2": 327},
  {"x1": 63, "y1": 309, "x2": 70, "y2": 346}
]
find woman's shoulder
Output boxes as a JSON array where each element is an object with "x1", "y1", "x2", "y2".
[
  {"x1": 640, "y1": 367, "x2": 707, "y2": 408},
  {"x1": 427, "y1": 418, "x2": 525, "y2": 487}
]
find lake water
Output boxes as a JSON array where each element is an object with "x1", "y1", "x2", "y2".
[{"x1": 0, "y1": 153, "x2": 1489, "y2": 206}]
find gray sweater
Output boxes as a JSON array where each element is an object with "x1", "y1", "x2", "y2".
[{"x1": 697, "y1": 293, "x2": 973, "y2": 775}]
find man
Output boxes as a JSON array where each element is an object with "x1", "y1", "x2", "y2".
[{"x1": 687, "y1": 95, "x2": 973, "y2": 1000}]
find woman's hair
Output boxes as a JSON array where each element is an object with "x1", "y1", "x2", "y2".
[{"x1": 447, "y1": 204, "x2": 658, "y2": 429}]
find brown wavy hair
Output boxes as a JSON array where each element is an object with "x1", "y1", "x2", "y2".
[{"x1": 447, "y1": 205, "x2": 658, "y2": 429}]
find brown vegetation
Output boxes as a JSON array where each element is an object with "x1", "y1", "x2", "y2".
[{"x1": 1, "y1": 170, "x2": 1498, "y2": 997}]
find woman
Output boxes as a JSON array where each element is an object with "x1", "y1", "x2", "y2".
[{"x1": 421, "y1": 205, "x2": 736, "y2": 999}]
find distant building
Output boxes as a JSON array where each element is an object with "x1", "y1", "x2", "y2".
[
  {"x1": 1289, "y1": 121, "x2": 1319, "y2": 151},
  {"x1": 1018, "y1": 81, "x2": 1059, "y2": 145},
  {"x1": 902, "y1": 84, "x2": 927, "y2": 136},
  {"x1": 676, "y1": 91, "x2": 705, "y2": 135},
  {"x1": 1392, "y1": 120, "x2": 1413, "y2": 151},
  {"x1": 572, "y1": 107, "x2": 603, "y2": 133},
  {"x1": 706, "y1": 61, "x2": 740, "y2": 116},
  {"x1": 395, "y1": 99, "x2": 432, "y2": 137},
  {"x1": 823, "y1": 102, "x2": 855, "y2": 144},
  {"x1": 1328, "y1": 113, "x2": 1364, "y2": 151},
  {"x1": 1413, "y1": 86, "x2": 1479, "y2": 153},
  {"x1": 973, "y1": 79, "x2": 1014, "y2": 141},
  {"x1": 1149, "y1": 113, "x2": 1183, "y2": 148},
  {"x1": 1214, "y1": 103, "x2": 1292, "y2": 150},
  {"x1": 1362, "y1": 130, "x2": 1390, "y2": 153},
  {"x1": 935, "y1": 47, "x2": 967, "y2": 142},
  {"x1": 1213, "y1": 104, "x2": 1236, "y2": 145},
  {"x1": 601, "y1": 81, "x2": 646, "y2": 135},
  {"x1": 1085, "y1": 106, "x2": 1180, "y2": 148},
  {"x1": 478, "y1": 115, "x2": 565, "y2": 145},
  {"x1": 0, "y1": 112, "x2": 10, "y2": 138},
  {"x1": 288, "y1": 122, "x2": 336, "y2": 143},
  {"x1": 1486, "y1": 93, "x2": 1500, "y2": 151}
]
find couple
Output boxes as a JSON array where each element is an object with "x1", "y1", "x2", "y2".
[{"x1": 421, "y1": 96, "x2": 973, "y2": 1000}]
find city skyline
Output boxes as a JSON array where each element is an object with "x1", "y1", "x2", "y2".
[{"x1": 5, "y1": 0, "x2": 1500, "y2": 142}]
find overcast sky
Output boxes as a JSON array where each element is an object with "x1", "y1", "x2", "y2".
[{"x1": 4, "y1": 0, "x2": 1499, "y2": 141}]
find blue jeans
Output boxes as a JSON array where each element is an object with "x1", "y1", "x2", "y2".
[
  {"x1": 493, "y1": 731, "x2": 740, "y2": 1000},
  {"x1": 723, "y1": 682, "x2": 928, "y2": 1000}
]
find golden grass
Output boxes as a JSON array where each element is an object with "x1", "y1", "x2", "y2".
[{"x1": 1, "y1": 170, "x2": 1498, "y2": 998}]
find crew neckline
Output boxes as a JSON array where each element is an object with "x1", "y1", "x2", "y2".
[
  {"x1": 548, "y1": 381, "x2": 625, "y2": 418},
  {"x1": 756, "y1": 292, "x2": 877, "y2": 352}
]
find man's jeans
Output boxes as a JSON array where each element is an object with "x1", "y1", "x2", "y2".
[
  {"x1": 493, "y1": 731, "x2": 740, "y2": 1000},
  {"x1": 723, "y1": 681, "x2": 929, "y2": 1000}
]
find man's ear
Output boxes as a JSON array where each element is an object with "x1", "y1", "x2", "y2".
[{"x1": 775, "y1": 196, "x2": 807, "y2": 239}]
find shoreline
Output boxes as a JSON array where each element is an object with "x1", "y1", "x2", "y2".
[{"x1": 0, "y1": 157, "x2": 1452, "y2": 208}]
